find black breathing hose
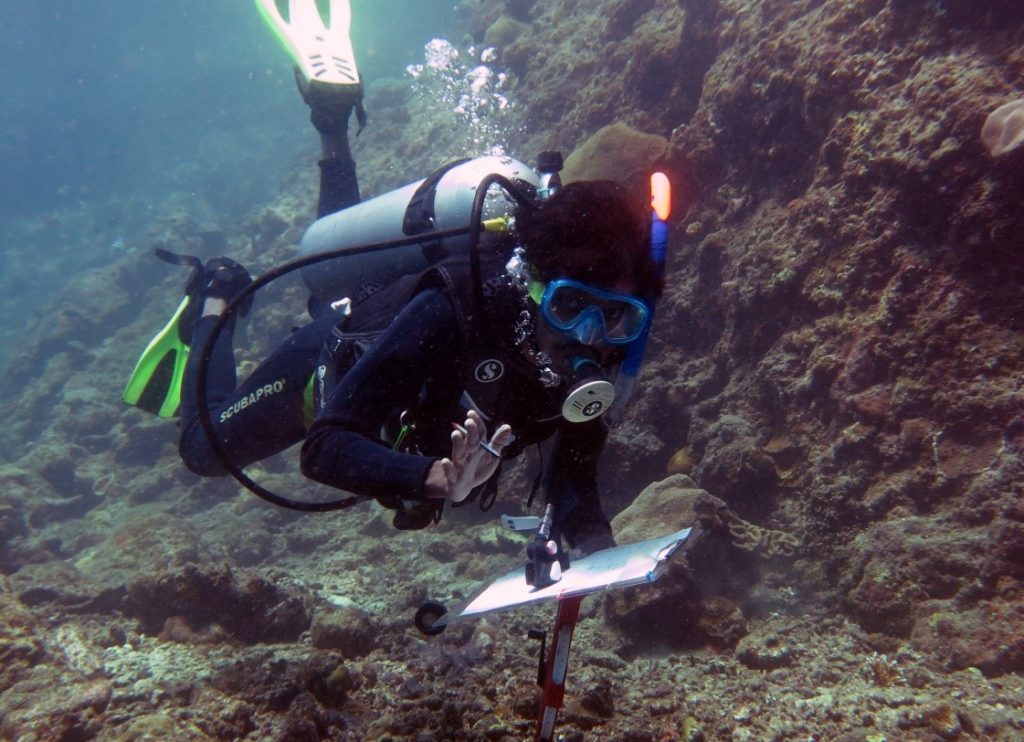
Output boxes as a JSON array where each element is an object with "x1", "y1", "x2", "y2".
[
  {"x1": 466, "y1": 173, "x2": 538, "y2": 332},
  {"x1": 195, "y1": 225, "x2": 472, "y2": 511}
]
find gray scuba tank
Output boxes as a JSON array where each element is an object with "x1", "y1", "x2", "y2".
[{"x1": 299, "y1": 155, "x2": 541, "y2": 302}]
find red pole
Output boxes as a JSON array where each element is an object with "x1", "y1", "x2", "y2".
[{"x1": 534, "y1": 595, "x2": 585, "y2": 742}]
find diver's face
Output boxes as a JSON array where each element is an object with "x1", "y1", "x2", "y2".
[{"x1": 533, "y1": 275, "x2": 639, "y2": 373}]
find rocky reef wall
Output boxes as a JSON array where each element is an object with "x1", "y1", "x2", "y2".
[
  {"x1": 469, "y1": 0, "x2": 1024, "y2": 654},
  {"x1": 1, "y1": 0, "x2": 1024, "y2": 738}
]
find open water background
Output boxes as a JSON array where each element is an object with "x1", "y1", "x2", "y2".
[{"x1": 0, "y1": 0, "x2": 459, "y2": 369}]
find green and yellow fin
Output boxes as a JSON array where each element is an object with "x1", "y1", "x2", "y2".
[{"x1": 122, "y1": 297, "x2": 192, "y2": 418}]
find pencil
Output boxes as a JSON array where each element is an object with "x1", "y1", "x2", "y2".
[{"x1": 451, "y1": 422, "x2": 501, "y2": 458}]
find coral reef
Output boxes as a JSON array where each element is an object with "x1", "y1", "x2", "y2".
[
  {"x1": 561, "y1": 121, "x2": 669, "y2": 189},
  {"x1": 1, "y1": 0, "x2": 1024, "y2": 739}
]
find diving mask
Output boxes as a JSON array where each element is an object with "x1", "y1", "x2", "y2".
[{"x1": 529, "y1": 278, "x2": 650, "y2": 346}]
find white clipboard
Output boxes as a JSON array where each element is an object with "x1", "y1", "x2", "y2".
[{"x1": 436, "y1": 527, "x2": 692, "y2": 627}]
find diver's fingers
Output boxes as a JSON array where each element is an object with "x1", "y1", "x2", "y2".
[
  {"x1": 451, "y1": 429, "x2": 467, "y2": 463},
  {"x1": 467, "y1": 409, "x2": 486, "y2": 430},
  {"x1": 441, "y1": 458, "x2": 457, "y2": 485},
  {"x1": 441, "y1": 458, "x2": 460, "y2": 500},
  {"x1": 490, "y1": 424, "x2": 514, "y2": 452},
  {"x1": 464, "y1": 413, "x2": 483, "y2": 450},
  {"x1": 470, "y1": 410, "x2": 490, "y2": 442}
]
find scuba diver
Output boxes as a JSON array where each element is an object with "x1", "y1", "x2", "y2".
[{"x1": 123, "y1": 0, "x2": 665, "y2": 552}]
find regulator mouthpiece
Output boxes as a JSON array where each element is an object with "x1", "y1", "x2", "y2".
[{"x1": 561, "y1": 357, "x2": 615, "y2": 423}]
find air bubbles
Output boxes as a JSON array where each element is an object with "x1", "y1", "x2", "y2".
[{"x1": 406, "y1": 39, "x2": 523, "y2": 157}]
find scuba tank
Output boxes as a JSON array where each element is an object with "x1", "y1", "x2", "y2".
[{"x1": 299, "y1": 155, "x2": 541, "y2": 303}]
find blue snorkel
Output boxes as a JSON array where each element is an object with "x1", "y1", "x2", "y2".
[{"x1": 612, "y1": 172, "x2": 671, "y2": 415}]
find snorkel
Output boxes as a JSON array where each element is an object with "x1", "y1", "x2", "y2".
[{"x1": 611, "y1": 172, "x2": 671, "y2": 413}]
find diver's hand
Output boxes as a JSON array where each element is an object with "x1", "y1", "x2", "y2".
[{"x1": 437, "y1": 411, "x2": 513, "y2": 504}]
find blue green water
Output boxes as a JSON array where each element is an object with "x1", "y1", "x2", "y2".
[
  {"x1": 0, "y1": 0, "x2": 458, "y2": 220},
  {"x1": 0, "y1": 0, "x2": 459, "y2": 370}
]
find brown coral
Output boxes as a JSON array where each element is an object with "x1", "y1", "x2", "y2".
[{"x1": 723, "y1": 511, "x2": 800, "y2": 558}]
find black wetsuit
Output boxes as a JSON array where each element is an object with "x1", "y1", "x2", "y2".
[{"x1": 177, "y1": 155, "x2": 614, "y2": 547}]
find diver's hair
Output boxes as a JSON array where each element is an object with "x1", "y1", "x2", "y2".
[{"x1": 516, "y1": 180, "x2": 663, "y2": 300}]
